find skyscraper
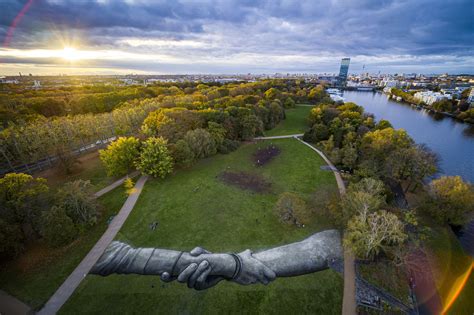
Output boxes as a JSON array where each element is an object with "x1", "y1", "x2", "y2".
[{"x1": 337, "y1": 58, "x2": 350, "y2": 87}]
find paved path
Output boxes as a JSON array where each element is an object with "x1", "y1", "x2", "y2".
[
  {"x1": 94, "y1": 171, "x2": 140, "y2": 198},
  {"x1": 254, "y1": 134, "x2": 304, "y2": 140},
  {"x1": 38, "y1": 175, "x2": 149, "y2": 315},
  {"x1": 0, "y1": 290, "x2": 31, "y2": 315},
  {"x1": 295, "y1": 104, "x2": 315, "y2": 107},
  {"x1": 294, "y1": 138, "x2": 356, "y2": 315}
]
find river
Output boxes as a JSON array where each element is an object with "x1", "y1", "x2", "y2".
[{"x1": 342, "y1": 90, "x2": 474, "y2": 183}]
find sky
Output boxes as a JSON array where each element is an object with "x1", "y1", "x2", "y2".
[{"x1": 0, "y1": 0, "x2": 473, "y2": 75}]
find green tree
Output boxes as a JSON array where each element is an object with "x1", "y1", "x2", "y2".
[
  {"x1": 99, "y1": 136, "x2": 141, "y2": 176},
  {"x1": 40, "y1": 205, "x2": 78, "y2": 247},
  {"x1": 284, "y1": 97, "x2": 296, "y2": 108},
  {"x1": 424, "y1": 176, "x2": 474, "y2": 225},
  {"x1": 169, "y1": 139, "x2": 195, "y2": 167},
  {"x1": 240, "y1": 114, "x2": 264, "y2": 140},
  {"x1": 0, "y1": 219, "x2": 23, "y2": 258},
  {"x1": 0, "y1": 173, "x2": 49, "y2": 240},
  {"x1": 184, "y1": 128, "x2": 217, "y2": 159},
  {"x1": 56, "y1": 180, "x2": 98, "y2": 227},
  {"x1": 135, "y1": 137, "x2": 174, "y2": 178}
]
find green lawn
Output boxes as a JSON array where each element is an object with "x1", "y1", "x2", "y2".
[
  {"x1": 61, "y1": 138, "x2": 343, "y2": 314},
  {"x1": 37, "y1": 152, "x2": 118, "y2": 192},
  {"x1": 0, "y1": 186, "x2": 128, "y2": 310},
  {"x1": 264, "y1": 105, "x2": 313, "y2": 136}
]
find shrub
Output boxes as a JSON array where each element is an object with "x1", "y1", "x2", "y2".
[
  {"x1": 169, "y1": 139, "x2": 195, "y2": 167},
  {"x1": 0, "y1": 219, "x2": 23, "y2": 258},
  {"x1": 184, "y1": 128, "x2": 217, "y2": 158},
  {"x1": 135, "y1": 137, "x2": 174, "y2": 178},
  {"x1": 218, "y1": 139, "x2": 240, "y2": 154},
  {"x1": 41, "y1": 205, "x2": 78, "y2": 247},
  {"x1": 275, "y1": 192, "x2": 310, "y2": 226},
  {"x1": 99, "y1": 136, "x2": 141, "y2": 176}
]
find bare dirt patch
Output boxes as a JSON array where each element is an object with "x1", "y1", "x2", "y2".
[
  {"x1": 253, "y1": 144, "x2": 281, "y2": 166},
  {"x1": 218, "y1": 171, "x2": 272, "y2": 193}
]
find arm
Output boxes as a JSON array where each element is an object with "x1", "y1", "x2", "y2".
[{"x1": 253, "y1": 229, "x2": 342, "y2": 277}]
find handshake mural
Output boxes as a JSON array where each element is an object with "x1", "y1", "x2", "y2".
[{"x1": 91, "y1": 230, "x2": 342, "y2": 290}]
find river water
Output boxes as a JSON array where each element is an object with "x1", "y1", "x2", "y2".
[{"x1": 342, "y1": 91, "x2": 474, "y2": 183}]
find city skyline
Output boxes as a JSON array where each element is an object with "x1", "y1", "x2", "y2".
[{"x1": 1, "y1": 0, "x2": 473, "y2": 75}]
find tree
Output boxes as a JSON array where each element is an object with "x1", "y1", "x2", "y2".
[
  {"x1": 184, "y1": 128, "x2": 217, "y2": 159},
  {"x1": 40, "y1": 205, "x2": 78, "y2": 247},
  {"x1": 207, "y1": 122, "x2": 226, "y2": 147},
  {"x1": 169, "y1": 139, "x2": 195, "y2": 167},
  {"x1": 56, "y1": 180, "x2": 98, "y2": 227},
  {"x1": 240, "y1": 114, "x2": 264, "y2": 140},
  {"x1": 424, "y1": 176, "x2": 474, "y2": 225},
  {"x1": 338, "y1": 178, "x2": 386, "y2": 225},
  {"x1": 99, "y1": 136, "x2": 141, "y2": 176},
  {"x1": 264, "y1": 87, "x2": 281, "y2": 100},
  {"x1": 308, "y1": 85, "x2": 325, "y2": 102},
  {"x1": 284, "y1": 97, "x2": 296, "y2": 108},
  {"x1": 135, "y1": 137, "x2": 174, "y2": 178},
  {"x1": 375, "y1": 119, "x2": 392, "y2": 130},
  {"x1": 303, "y1": 123, "x2": 329, "y2": 143},
  {"x1": 0, "y1": 173, "x2": 49, "y2": 240},
  {"x1": 0, "y1": 218, "x2": 23, "y2": 258},
  {"x1": 344, "y1": 209, "x2": 407, "y2": 260},
  {"x1": 275, "y1": 192, "x2": 310, "y2": 226}
]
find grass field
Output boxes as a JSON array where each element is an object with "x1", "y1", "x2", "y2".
[
  {"x1": 264, "y1": 105, "x2": 313, "y2": 136},
  {"x1": 60, "y1": 138, "x2": 343, "y2": 314},
  {"x1": 35, "y1": 151, "x2": 117, "y2": 191},
  {"x1": 0, "y1": 187, "x2": 128, "y2": 309}
]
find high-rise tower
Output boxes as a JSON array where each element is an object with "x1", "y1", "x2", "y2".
[{"x1": 337, "y1": 58, "x2": 350, "y2": 87}]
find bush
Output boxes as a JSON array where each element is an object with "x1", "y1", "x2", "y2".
[
  {"x1": 218, "y1": 139, "x2": 240, "y2": 154},
  {"x1": 99, "y1": 136, "x2": 141, "y2": 176},
  {"x1": 56, "y1": 180, "x2": 98, "y2": 227},
  {"x1": 184, "y1": 128, "x2": 217, "y2": 159},
  {"x1": 275, "y1": 192, "x2": 310, "y2": 226},
  {"x1": 41, "y1": 205, "x2": 78, "y2": 247},
  {"x1": 135, "y1": 137, "x2": 174, "y2": 178},
  {"x1": 169, "y1": 139, "x2": 195, "y2": 167}
]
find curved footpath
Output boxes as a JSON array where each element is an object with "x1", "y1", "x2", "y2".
[
  {"x1": 257, "y1": 135, "x2": 356, "y2": 315},
  {"x1": 37, "y1": 175, "x2": 148, "y2": 315}
]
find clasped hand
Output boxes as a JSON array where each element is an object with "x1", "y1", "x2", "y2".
[{"x1": 160, "y1": 247, "x2": 276, "y2": 290}]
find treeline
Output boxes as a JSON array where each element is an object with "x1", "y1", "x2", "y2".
[{"x1": 1, "y1": 80, "x2": 328, "y2": 175}]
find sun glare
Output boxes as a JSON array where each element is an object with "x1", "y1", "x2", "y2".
[{"x1": 61, "y1": 47, "x2": 80, "y2": 61}]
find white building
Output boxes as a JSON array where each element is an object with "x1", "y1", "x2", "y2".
[{"x1": 413, "y1": 91, "x2": 452, "y2": 105}]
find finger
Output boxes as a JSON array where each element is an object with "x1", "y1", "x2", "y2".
[
  {"x1": 194, "y1": 265, "x2": 212, "y2": 289},
  {"x1": 188, "y1": 260, "x2": 209, "y2": 289},
  {"x1": 262, "y1": 266, "x2": 276, "y2": 283},
  {"x1": 177, "y1": 263, "x2": 198, "y2": 283},
  {"x1": 197, "y1": 276, "x2": 224, "y2": 291},
  {"x1": 160, "y1": 272, "x2": 175, "y2": 283},
  {"x1": 190, "y1": 247, "x2": 211, "y2": 256}
]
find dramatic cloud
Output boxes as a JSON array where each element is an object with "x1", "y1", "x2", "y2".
[{"x1": 1, "y1": 0, "x2": 473, "y2": 74}]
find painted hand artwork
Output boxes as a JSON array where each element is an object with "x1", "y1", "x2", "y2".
[{"x1": 90, "y1": 230, "x2": 342, "y2": 290}]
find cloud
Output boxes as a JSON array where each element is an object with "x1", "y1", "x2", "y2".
[{"x1": 1, "y1": 0, "x2": 473, "y2": 74}]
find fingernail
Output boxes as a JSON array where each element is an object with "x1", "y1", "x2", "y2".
[{"x1": 202, "y1": 261, "x2": 208, "y2": 267}]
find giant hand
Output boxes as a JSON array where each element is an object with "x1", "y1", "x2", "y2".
[{"x1": 233, "y1": 249, "x2": 276, "y2": 285}]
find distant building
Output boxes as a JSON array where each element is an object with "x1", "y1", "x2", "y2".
[
  {"x1": 337, "y1": 58, "x2": 350, "y2": 87},
  {"x1": 414, "y1": 91, "x2": 452, "y2": 105}
]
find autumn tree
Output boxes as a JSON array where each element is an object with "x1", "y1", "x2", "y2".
[
  {"x1": 99, "y1": 136, "x2": 141, "y2": 176},
  {"x1": 344, "y1": 209, "x2": 407, "y2": 260},
  {"x1": 135, "y1": 137, "x2": 174, "y2": 178},
  {"x1": 275, "y1": 192, "x2": 310, "y2": 226},
  {"x1": 424, "y1": 176, "x2": 474, "y2": 225}
]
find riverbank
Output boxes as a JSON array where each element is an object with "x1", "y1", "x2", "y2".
[{"x1": 383, "y1": 90, "x2": 474, "y2": 125}]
